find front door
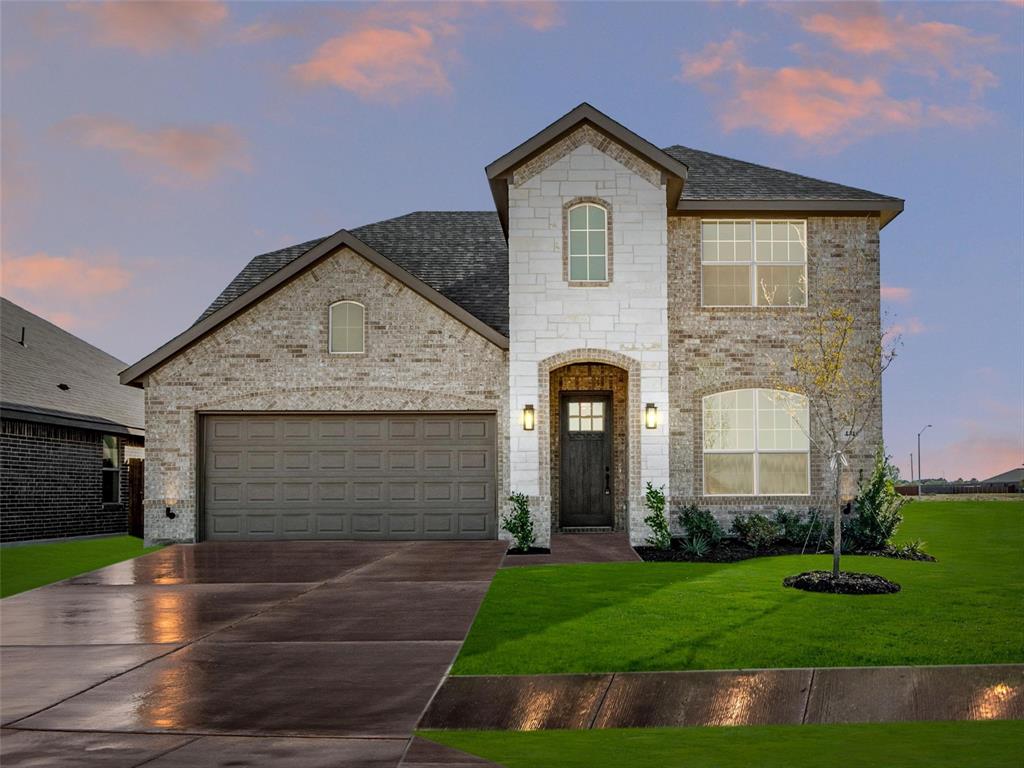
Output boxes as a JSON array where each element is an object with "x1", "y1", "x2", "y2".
[{"x1": 559, "y1": 393, "x2": 614, "y2": 528}]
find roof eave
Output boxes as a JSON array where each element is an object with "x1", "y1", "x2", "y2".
[
  {"x1": 675, "y1": 198, "x2": 905, "y2": 228},
  {"x1": 120, "y1": 230, "x2": 509, "y2": 387},
  {"x1": 486, "y1": 103, "x2": 689, "y2": 238},
  {"x1": 0, "y1": 403, "x2": 145, "y2": 437}
]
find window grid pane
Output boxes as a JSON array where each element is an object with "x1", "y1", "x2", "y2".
[
  {"x1": 568, "y1": 401, "x2": 606, "y2": 433},
  {"x1": 330, "y1": 303, "x2": 364, "y2": 353},
  {"x1": 702, "y1": 220, "x2": 807, "y2": 307},
  {"x1": 568, "y1": 204, "x2": 608, "y2": 281},
  {"x1": 703, "y1": 389, "x2": 810, "y2": 495}
]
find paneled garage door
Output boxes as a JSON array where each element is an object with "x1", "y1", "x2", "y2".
[{"x1": 201, "y1": 413, "x2": 496, "y2": 540}]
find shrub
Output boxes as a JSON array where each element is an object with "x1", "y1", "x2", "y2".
[
  {"x1": 643, "y1": 483, "x2": 671, "y2": 550},
  {"x1": 681, "y1": 534, "x2": 711, "y2": 560},
  {"x1": 503, "y1": 492, "x2": 536, "y2": 553},
  {"x1": 849, "y1": 447, "x2": 907, "y2": 550},
  {"x1": 678, "y1": 505, "x2": 725, "y2": 546},
  {"x1": 731, "y1": 513, "x2": 782, "y2": 552},
  {"x1": 887, "y1": 539, "x2": 931, "y2": 560},
  {"x1": 773, "y1": 510, "x2": 811, "y2": 545}
]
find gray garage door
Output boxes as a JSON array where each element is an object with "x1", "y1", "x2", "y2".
[{"x1": 202, "y1": 413, "x2": 496, "y2": 540}]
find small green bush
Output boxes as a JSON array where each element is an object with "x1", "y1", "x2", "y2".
[
  {"x1": 678, "y1": 505, "x2": 725, "y2": 546},
  {"x1": 773, "y1": 510, "x2": 811, "y2": 545},
  {"x1": 887, "y1": 539, "x2": 931, "y2": 560},
  {"x1": 731, "y1": 513, "x2": 782, "y2": 552},
  {"x1": 849, "y1": 447, "x2": 907, "y2": 550},
  {"x1": 503, "y1": 492, "x2": 536, "y2": 553},
  {"x1": 682, "y1": 534, "x2": 711, "y2": 559},
  {"x1": 643, "y1": 483, "x2": 671, "y2": 550}
]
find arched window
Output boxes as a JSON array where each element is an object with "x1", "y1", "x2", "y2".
[
  {"x1": 567, "y1": 202, "x2": 608, "y2": 282},
  {"x1": 329, "y1": 301, "x2": 365, "y2": 354},
  {"x1": 702, "y1": 388, "x2": 809, "y2": 496}
]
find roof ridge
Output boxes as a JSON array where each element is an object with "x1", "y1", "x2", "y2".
[{"x1": 662, "y1": 144, "x2": 898, "y2": 200}]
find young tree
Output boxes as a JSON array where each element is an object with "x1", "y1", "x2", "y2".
[{"x1": 767, "y1": 235, "x2": 898, "y2": 579}]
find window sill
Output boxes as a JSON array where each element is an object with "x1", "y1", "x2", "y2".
[
  {"x1": 102, "y1": 503, "x2": 124, "y2": 511},
  {"x1": 568, "y1": 280, "x2": 612, "y2": 288}
]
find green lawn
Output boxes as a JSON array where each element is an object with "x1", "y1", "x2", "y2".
[
  {"x1": 454, "y1": 500, "x2": 1024, "y2": 674},
  {"x1": 422, "y1": 721, "x2": 1024, "y2": 768},
  {"x1": 0, "y1": 535, "x2": 163, "y2": 598}
]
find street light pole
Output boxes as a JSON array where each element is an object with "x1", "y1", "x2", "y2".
[{"x1": 917, "y1": 424, "x2": 932, "y2": 497}]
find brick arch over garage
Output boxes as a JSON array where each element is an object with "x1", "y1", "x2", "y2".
[{"x1": 537, "y1": 349, "x2": 642, "y2": 531}]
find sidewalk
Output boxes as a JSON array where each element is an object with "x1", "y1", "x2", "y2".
[{"x1": 420, "y1": 664, "x2": 1024, "y2": 730}]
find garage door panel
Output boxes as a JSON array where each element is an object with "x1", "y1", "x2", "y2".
[{"x1": 203, "y1": 414, "x2": 496, "y2": 541}]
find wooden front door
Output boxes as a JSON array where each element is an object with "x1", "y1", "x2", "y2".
[{"x1": 559, "y1": 393, "x2": 613, "y2": 528}]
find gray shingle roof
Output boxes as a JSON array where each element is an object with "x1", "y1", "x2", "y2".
[
  {"x1": 198, "y1": 212, "x2": 509, "y2": 336},
  {"x1": 663, "y1": 145, "x2": 901, "y2": 202},
  {"x1": 197, "y1": 148, "x2": 898, "y2": 341},
  {"x1": 1, "y1": 298, "x2": 144, "y2": 432}
]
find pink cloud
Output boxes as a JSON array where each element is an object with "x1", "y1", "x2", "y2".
[
  {"x1": 801, "y1": 12, "x2": 992, "y2": 60},
  {"x1": 1, "y1": 250, "x2": 135, "y2": 331},
  {"x1": 56, "y1": 116, "x2": 251, "y2": 185},
  {"x1": 680, "y1": 32, "x2": 745, "y2": 80},
  {"x1": 922, "y1": 432, "x2": 1022, "y2": 482},
  {"x1": 506, "y1": 1, "x2": 565, "y2": 32},
  {"x1": 881, "y1": 285, "x2": 912, "y2": 302},
  {"x1": 888, "y1": 317, "x2": 928, "y2": 339},
  {"x1": 293, "y1": 25, "x2": 452, "y2": 103},
  {"x1": 68, "y1": 0, "x2": 228, "y2": 54}
]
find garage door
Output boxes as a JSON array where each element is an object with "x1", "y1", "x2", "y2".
[{"x1": 202, "y1": 413, "x2": 496, "y2": 540}]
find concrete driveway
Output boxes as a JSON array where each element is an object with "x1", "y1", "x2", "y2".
[{"x1": 1, "y1": 540, "x2": 506, "y2": 767}]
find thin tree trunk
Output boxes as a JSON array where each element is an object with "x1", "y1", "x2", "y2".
[{"x1": 832, "y1": 466, "x2": 843, "y2": 579}]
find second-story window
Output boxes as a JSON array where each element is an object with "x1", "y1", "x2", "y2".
[
  {"x1": 329, "y1": 301, "x2": 365, "y2": 354},
  {"x1": 702, "y1": 220, "x2": 807, "y2": 307},
  {"x1": 568, "y1": 203, "x2": 608, "y2": 282}
]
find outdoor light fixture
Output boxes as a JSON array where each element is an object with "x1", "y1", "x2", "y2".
[
  {"x1": 522, "y1": 404, "x2": 536, "y2": 431},
  {"x1": 645, "y1": 403, "x2": 658, "y2": 429}
]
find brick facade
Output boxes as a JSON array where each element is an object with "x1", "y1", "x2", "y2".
[
  {"x1": 667, "y1": 214, "x2": 883, "y2": 528},
  {"x1": 0, "y1": 419, "x2": 141, "y2": 542},
  {"x1": 141, "y1": 246, "x2": 509, "y2": 545}
]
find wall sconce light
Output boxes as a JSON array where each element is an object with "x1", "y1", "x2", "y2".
[
  {"x1": 522, "y1": 404, "x2": 536, "y2": 431},
  {"x1": 645, "y1": 403, "x2": 658, "y2": 430}
]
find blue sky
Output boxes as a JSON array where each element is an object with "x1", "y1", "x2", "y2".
[{"x1": 2, "y1": 1, "x2": 1021, "y2": 480}]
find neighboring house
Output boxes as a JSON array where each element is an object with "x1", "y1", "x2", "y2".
[
  {"x1": 981, "y1": 467, "x2": 1023, "y2": 486},
  {"x1": 1, "y1": 298, "x2": 145, "y2": 542},
  {"x1": 121, "y1": 104, "x2": 902, "y2": 546}
]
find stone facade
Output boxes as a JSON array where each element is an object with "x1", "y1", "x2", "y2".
[
  {"x1": 0, "y1": 419, "x2": 140, "y2": 542},
  {"x1": 507, "y1": 130, "x2": 671, "y2": 545},
  {"x1": 141, "y1": 246, "x2": 509, "y2": 545},
  {"x1": 667, "y1": 214, "x2": 883, "y2": 528}
]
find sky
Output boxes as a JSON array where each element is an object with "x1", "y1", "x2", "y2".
[{"x1": 1, "y1": 1, "x2": 1022, "y2": 482}]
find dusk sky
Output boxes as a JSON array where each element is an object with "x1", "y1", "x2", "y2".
[{"x1": 1, "y1": 1, "x2": 1021, "y2": 482}]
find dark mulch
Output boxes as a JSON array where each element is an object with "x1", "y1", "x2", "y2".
[
  {"x1": 783, "y1": 570, "x2": 902, "y2": 595},
  {"x1": 505, "y1": 547, "x2": 551, "y2": 556},
  {"x1": 634, "y1": 539, "x2": 936, "y2": 564}
]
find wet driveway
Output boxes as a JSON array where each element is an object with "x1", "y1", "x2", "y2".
[{"x1": 0, "y1": 540, "x2": 507, "y2": 767}]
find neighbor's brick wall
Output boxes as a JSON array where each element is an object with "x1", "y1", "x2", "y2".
[
  {"x1": 667, "y1": 214, "x2": 883, "y2": 528},
  {"x1": 142, "y1": 246, "x2": 509, "y2": 545},
  {"x1": 0, "y1": 419, "x2": 136, "y2": 542}
]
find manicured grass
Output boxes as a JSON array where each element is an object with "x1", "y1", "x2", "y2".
[
  {"x1": 1, "y1": 535, "x2": 162, "y2": 597},
  {"x1": 454, "y1": 500, "x2": 1024, "y2": 674},
  {"x1": 422, "y1": 721, "x2": 1024, "y2": 768}
]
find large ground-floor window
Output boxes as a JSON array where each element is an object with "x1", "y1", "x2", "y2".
[{"x1": 702, "y1": 388, "x2": 810, "y2": 496}]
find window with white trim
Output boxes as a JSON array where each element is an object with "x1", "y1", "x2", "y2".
[
  {"x1": 701, "y1": 220, "x2": 807, "y2": 307},
  {"x1": 568, "y1": 203, "x2": 608, "y2": 282},
  {"x1": 329, "y1": 301, "x2": 365, "y2": 354},
  {"x1": 702, "y1": 389, "x2": 810, "y2": 496},
  {"x1": 102, "y1": 435, "x2": 120, "y2": 504}
]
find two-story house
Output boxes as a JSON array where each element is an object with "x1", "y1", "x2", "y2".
[{"x1": 121, "y1": 104, "x2": 902, "y2": 546}]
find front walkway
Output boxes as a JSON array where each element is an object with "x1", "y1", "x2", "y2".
[
  {"x1": 502, "y1": 532, "x2": 640, "y2": 567},
  {"x1": 0, "y1": 540, "x2": 507, "y2": 767},
  {"x1": 421, "y1": 665, "x2": 1024, "y2": 730}
]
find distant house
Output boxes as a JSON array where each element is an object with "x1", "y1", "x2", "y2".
[
  {"x1": 1, "y1": 298, "x2": 145, "y2": 542},
  {"x1": 981, "y1": 467, "x2": 1023, "y2": 490}
]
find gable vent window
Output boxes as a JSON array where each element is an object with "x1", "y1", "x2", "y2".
[
  {"x1": 702, "y1": 220, "x2": 807, "y2": 307},
  {"x1": 568, "y1": 203, "x2": 608, "y2": 282},
  {"x1": 329, "y1": 301, "x2": 365, "y2": 354}
]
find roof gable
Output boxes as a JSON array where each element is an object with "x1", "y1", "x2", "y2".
[
  {"x1": 121, "y1": 225, "x2": 509, "y2": 386},
  {"x1": 486, "y1": 103, "x2": 688, "y2": 236}
]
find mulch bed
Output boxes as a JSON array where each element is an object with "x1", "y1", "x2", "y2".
[
  {"x1": 634, "y1": 539, "x2": 936, "y2": 564},
  {"x1": 505, "y1": 547, "x2": 551, "y2": 556},
  {"x1": 783, "y1": 570, "x2": 902, "y2": 594}
]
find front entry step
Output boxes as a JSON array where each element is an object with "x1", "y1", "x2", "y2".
[{"x1": 560, "y1": 526, "x2": 613, "y2": 534}]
